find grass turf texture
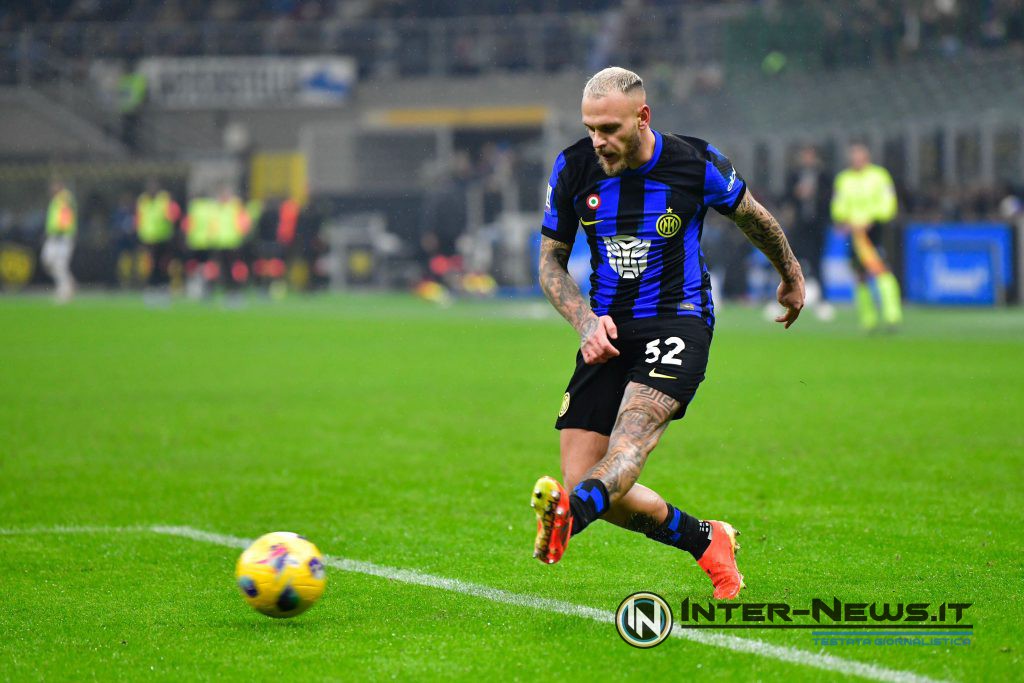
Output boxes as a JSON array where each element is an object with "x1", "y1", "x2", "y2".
[{"x1": 1, "y1": 294, "x2": 1021, "y2": 682}]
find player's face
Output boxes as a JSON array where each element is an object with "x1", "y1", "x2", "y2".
[
  {"x1": 582, "y1": 93, "x2": 647, "y2": 176},
  {"x1": 849, "y1": 144, "x2": 870, "y2": 170}
]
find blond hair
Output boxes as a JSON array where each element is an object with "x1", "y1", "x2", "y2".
[{"x1": 583, "y1": 67, "x2": 645, "y2": 99}]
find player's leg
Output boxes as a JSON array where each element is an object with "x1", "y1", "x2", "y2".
[
  {"x1": 54, "y1": 236, "x2": 75, "y2": 302},
  {"x1": 560, "y1": 427, "x2": 669, "y2": 529},
  {"x1": 533, "y1": 351, "x2": 626, "y2": 565},
  {"x1": 850, "y1": 230, "x2": 879, "y2": 330},
  {"x1": 868, "y1": 224, "x2": 903, "y2": 326},
  {"x1": 561, "y1": 425, "x2": 710, "y2": 551},
  {"x1": 564, "y1": 382, "x2": 744, "y2": 598},
  {"x1": 566, "y1": 382, "x2": 714, "y2": 556},
  {"x1": 852, "y1": 226, "x2": 901, "y2": 328},
  {"x1": 40, "y1": 237, "x2": 55, "y2": 279},
  {"x1": 569, "y1": 381, "x2": 675, "y2": 519},
  {"x1": 533, "y1": 385, "x2": 673, "y2": 565}
]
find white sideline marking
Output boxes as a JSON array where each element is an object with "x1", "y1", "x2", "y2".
[
  {"x1": 0, "y1": 525, "x2": 152, "y2": 536},
  {"x1": 0, "y1": 524, "x2": 948, "y2": 683}
]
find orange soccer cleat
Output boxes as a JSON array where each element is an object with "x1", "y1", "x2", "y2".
[
  {"x1": 531, "y1": 476, "x2": 573, "y2": 564},
  {"x1": 696, "y1": 520, "x2": 746, "y2": 599}
]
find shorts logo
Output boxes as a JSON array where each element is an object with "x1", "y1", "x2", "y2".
[
  {"x1": 545, "y1": 185, "x2": 553, "y2": 211},
  {"x1": 558, "y1": 392, "x2": 570, "y2": 417},
  {"x1": 602, "y1": 235, "x2": 651, "y2": 279},
  {"x1": 586, "y1": 194, "x2": 601, "y2": 210},
  {"x1": 615, "y1": 592, "x2": 673, "y2": 648},
  {"x1": 656, "y1": 207, "x2": 682, "y2": 238}
]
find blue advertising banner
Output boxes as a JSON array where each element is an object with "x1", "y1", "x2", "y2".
[
  {"x1": 822, "y1": 228, "x2": 856, "y2": 303},
  {"x1": 903, "y1": 223, "x2": 1014, "y2": 305}
]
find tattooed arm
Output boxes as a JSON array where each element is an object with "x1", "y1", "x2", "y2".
[
  {"x1": 538, "y1": 235, "x2": 619, "y2": 364},
  {"x1": 728, "y1": 189, "x2": 806, "y2": 328}
]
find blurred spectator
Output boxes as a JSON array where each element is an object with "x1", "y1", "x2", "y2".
[
  {"x1": 40, "y1": 179, "x2": 77, "y2": 303},
  {"x1": 117, "y1": 61, "x2": 147, "y2": 151},
  {"x1": 418, "y1": 151, "x2": 470, "y2": 282},
  {"x1": 783, "y1": 145, "x2": 834, "y2": 319},
  {"x1": 136, "y1": 180, "x2": 181, "y2": 294},
  {"x1": 110, "y1": 192, "x2": 138, "y2": 287},
  {"x1": 253, "y1": 196, "x2": 300, "y2": 298}
]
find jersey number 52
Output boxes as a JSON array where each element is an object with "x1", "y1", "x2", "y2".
[{"x1": 645, "y1": 337, "x2": 686, "y2": 365}]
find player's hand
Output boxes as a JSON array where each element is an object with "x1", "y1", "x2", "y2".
[
  {"x1": 775, "y1": 278, "x2": 805, "y2": 329},
  {"x1": 580, "y1": 315, "x2": 619, "y2": 364}
]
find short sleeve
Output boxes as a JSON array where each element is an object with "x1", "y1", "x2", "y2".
[
  {"x1": 703, "y1": 143, "x2": 747, "y2": 214},
  {"x1": 540, "y1": 152, "x2": 578, "y2": 244}
]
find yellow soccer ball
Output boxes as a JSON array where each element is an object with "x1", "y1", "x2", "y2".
[{"x1": 235, "y1": 532, "x2": 327, "y2": 618}]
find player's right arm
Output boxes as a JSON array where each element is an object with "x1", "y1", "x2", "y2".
[
  {"x1": 538, "y1": 236, "x2": 619, "y2": 364},
  {"x1": 540, "y1": 151, "x2": 618, "y2": 364},
  {"x1": 728, "y1": 189, "x2": 805, "y2": 328}
]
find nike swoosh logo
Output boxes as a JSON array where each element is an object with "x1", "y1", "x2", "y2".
[
  {"x1": 648, "y1": 369, "x2": 676, "y2": 380},
  {"x1": 580, "y1": 219, "x2": 604, "y2": 226}
]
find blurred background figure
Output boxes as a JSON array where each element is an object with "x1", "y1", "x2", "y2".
[
  {"x1": 254, "y1": 196, "x2": 300, "y2": 300},
  {"x1": 211, "y1": 185, "x2": 252, "y2": 304},
  {"x1": 40, "y1": 179, "x2": 77, "y2": 303},
  {"x1": 831, "y1": 143, "x2": 903, "y2": 332},
  {"x1": 783, "y1": 145, "x2": 833, "y2": 321},
  {"x1": 110, "y1": 192, "x2": 139, "y2": 289},
  {"x1": 117, "y1": 60, "x2": 147, "y2": 152},
  {"x1": 136, "y1": 179, "x2": 181, "y2": 303},
  {"x1": 184, "y1": 192, "x2": 215, "y2": 299}
]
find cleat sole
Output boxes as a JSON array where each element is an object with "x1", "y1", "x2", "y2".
[{"x1": 531, "y1": 476, "x2": 570, "y2": 565}]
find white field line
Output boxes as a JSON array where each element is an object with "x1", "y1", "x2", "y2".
[{"x1": 0, "y1": 524, "x2": 949, "y2": 683}]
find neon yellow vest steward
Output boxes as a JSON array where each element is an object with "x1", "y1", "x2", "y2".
[
  {"x1": 186, "y1": 198, "x2": 215, "y2": 250},
  {"x1": 831, "y1": 164, "x2": 897, "y2": 227},
  {"x1": 137, "y1": 191, "x2": 174, "y2": 245},
  {"x1": 46, "y1": 189, "x2": 77, "y2": 236}
]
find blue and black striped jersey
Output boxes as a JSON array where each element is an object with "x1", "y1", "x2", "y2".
[{"x1": 541, "y1": 130, "x2": 745, "y2": 328}]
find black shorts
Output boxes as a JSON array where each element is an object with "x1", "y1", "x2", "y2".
[{"x1": 555, "y1": 316, "x2": 713, "y2": 436}]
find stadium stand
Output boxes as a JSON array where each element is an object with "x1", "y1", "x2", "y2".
[{"x1": 0, "y1": 1, "x2": 1021, "y2": 295}]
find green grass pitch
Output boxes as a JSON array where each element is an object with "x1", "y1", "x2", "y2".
[{"x1": 1, "y1": 294, "x2": 1021, "y2": 681}]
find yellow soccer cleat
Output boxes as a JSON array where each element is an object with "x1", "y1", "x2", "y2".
[{"x1": 531, "y1": 476, "x2": 573, "y2": 564}]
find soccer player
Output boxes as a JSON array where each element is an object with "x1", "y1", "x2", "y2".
[
  {"x1": 531, "y1": 67, "x2": 804, "y2": 600},
  {"x1": 830, "y1": 142, "x2": 902, "y2": 331}
]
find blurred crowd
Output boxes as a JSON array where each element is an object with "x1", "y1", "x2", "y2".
[
  {"x1": 0, "y1": 0, "x2": 720, "y2": 26},
  {"x1": 4, "y1": 1, "x2": 1022, "y2": 80},
  {"x1": 0, "y1": 180, "x2": 328, "y2": 300},
  {"x1": 811, "y1": 0, "x2": 1024, "y2": 68}
]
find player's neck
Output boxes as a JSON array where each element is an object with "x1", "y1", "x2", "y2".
[{"x1": 627, "y1": 128, "x2": 657, "y2": 170}]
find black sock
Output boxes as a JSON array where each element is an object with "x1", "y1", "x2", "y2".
[
  {"x1": 645, "y1": 503, "x2": 713, "y2": 560},
  {"x1": 568, "y1": 479, "x2": 609, "y2": 537}
]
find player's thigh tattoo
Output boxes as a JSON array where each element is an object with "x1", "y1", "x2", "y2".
[{"x1": 583, "y1": 382, "x2": 680, "y2": 500}]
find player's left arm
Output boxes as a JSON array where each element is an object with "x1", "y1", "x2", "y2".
[{"x1": 728, "y1": 189, "x2": 805, "y2": 328}]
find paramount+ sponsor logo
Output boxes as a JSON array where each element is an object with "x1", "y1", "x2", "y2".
[{"x1": 614, "y1": 596, "x2": 973, "y2": 649}]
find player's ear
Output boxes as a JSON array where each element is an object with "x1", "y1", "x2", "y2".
[{"x1": 637, "y1": 104, "x2": 651, "y2": 130}]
